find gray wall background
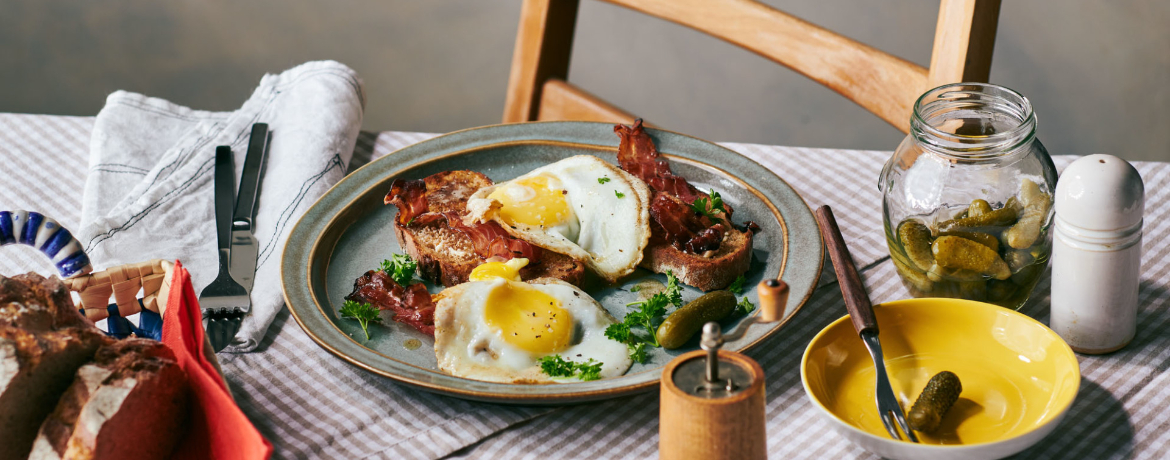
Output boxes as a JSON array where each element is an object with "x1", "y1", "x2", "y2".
[{"x1": 2, "y1": 1, "x2": 1166, "y2": 160}]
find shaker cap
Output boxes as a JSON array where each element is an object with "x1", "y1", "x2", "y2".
[{"x1": 1055, "y1": 154, "x2": 1144, "y2": 231}]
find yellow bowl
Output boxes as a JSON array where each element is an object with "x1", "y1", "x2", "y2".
[{"x1": 801, "y1": 298, "x2": 1080, "y2": 460}]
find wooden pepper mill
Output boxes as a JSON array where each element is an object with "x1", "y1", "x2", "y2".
[{"x1": 660, "y1": 279, "x2": 789, "y2": 460}]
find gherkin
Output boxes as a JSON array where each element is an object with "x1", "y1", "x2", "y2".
[{"x1": 908, "y1": 371, "x2": 963, "y2": 433}]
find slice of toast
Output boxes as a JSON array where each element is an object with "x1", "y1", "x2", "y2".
[
  {"x1": 638, "y1": 193, "x2": 753, "y2": 292},
  {"x1": 393, "y1": 170, "x2": 586, "y2": 287},
  {"x1": 640, "y1": 225, "x2": 753, "y2": 292}
]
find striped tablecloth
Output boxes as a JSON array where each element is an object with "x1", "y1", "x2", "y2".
[{"x1": 1, "y1": 113, "x2": 1163, "y2": 459}]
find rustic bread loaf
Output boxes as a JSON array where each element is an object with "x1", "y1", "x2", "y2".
[
  {"x1": 29, "y1": 338, "x2": 188, "y2": 460},
  {"x1": 0, "y1": 273, "x2": 92, "y2": 330},
  {"x1": 0, "y1": 325, "x2": 109, "y2": 460}
]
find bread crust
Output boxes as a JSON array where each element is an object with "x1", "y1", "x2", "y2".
[{"x1": 640, "y1": 225, "x2": 754, "y2": 292}]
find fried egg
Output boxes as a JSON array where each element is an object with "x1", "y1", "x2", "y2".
[
  {"x1": 465, "y1": 155, "x2": 651, "y2": 283},
  {"x1": 433, "y1": 276, "x2": 632, "y2": 383}
]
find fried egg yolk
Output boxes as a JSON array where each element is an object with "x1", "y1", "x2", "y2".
[
  {"x1": 484, "y1": 281, "x2": 574, "y2": 354},
  {"x1": 468, "y1": 258, "x2": 529, "y2": 282},
  {"x1": 488, "y1": 175, "x2": 572, "y2": 228}
]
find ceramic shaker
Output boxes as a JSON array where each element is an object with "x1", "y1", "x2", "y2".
[{"x1": 1050, "y1": 154, "x2": 1144, "y2": 354}]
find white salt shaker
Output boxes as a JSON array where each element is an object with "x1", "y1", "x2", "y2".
[{"x1": 1051, "y1": 154, "x2": 1144, "y2": 354}]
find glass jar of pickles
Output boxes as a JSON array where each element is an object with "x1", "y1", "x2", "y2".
[{"x1": 880, "y1": 83, "x2": 1057, "y2": 310}]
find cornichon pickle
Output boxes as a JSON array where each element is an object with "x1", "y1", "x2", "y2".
[
  {"x1": 926, "y1": 264, "x2": 984, "y2": 282},
  {"x1": 932, "y1": 236, "x2": 1011, "y2": 280},
  {"x1": 968, "y1": 199, "x2": 992, "y2": 217},
  {"x1": 1004, "y1": 249, "x2": 1035, "y2": 272},
  {"x1": 938, "y1": 230, "x2": 999, "y2": 252},
  {"x1": 937, "y1": 206, "x2": 1019, "y2": 233},
  {"x1": 1004, "y1": 179, "x2": 1052, "y2": 249},
  {"x1": 892, "y1": 256, "x2": 934, "y2": 293},
  {"x1": 898, "y1": 220, "x2": 935, "y2": 271},
  {"x1": 656, "y1": 291, "x2": 736, "y2": 349},
  {"x1": 908, "y1": 371, "x2": 963, "y2": 433}
]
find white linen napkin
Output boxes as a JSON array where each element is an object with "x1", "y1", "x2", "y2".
[{"x1": 79, "y1": 60, "x2": 365, "y2": 352}]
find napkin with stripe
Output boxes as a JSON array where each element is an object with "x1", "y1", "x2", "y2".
[{"x1": 79, "y1": 60, "x2": 365, "y2": 352}]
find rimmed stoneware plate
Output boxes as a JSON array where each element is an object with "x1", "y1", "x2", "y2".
[{"x1": 281, "y1": 121, "x2": 823, "y2": 404}]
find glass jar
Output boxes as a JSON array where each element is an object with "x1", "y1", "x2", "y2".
[{"x1": 879, "y1": 83, "x2": 1057, "y2": 310}]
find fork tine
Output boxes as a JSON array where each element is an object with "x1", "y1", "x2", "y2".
[
  {"x1": 879, "y1": 410, "x2": 902, "y2": 440},
  {"x1": 892, "y1": 408, "x2": 920, "y2": 443}
]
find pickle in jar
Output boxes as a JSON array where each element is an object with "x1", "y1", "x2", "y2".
[
  {"x1": 932, "y1": 236, "x2": 1011, "y2": 280},
  {"x1": 1004, "y1": 179, "x2": 1052, "y2": 249},
  {"x1": 898, "y1": 220, "x2": 935, "y2": 271}
]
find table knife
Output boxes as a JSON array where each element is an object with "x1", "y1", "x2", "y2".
[{"x1": 229, "y1": 123, "x2": 268, "y2": 294}]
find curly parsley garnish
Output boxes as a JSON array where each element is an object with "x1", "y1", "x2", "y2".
[
  {"x1": 736, "y1": 296, "x2": 756, "y2": 316},
  {"x1": 615, "y1": 190, "x2": 625, "y2": 198},
  {"x1": 727, "y1": 275, "x2": 746, "y2": 295},
  {"x1": 538, "y1": 355, "x2": 603, "y2": 381},
  {"x1": 340, "y1": 300, "x2": 382, "y2": 340},
  {"x1": 598, "y1": 177, "x2": 611, "y2": 184},
  {"x1": 690, "y1": 189, "x2": 727, "y2": 219},
  {"x1": 605, "y1": 270, "x2": 685, "y2": 363},
  {"x1": 379, "y1": 253, "x2": 418, "y2": 286}
]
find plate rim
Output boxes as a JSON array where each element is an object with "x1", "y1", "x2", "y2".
[{"x1": 281, "y1": 121, "x2": 825, "y2": 404}]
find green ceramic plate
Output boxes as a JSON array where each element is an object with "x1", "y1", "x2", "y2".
[{"x1": 281, "y1": 121, "x2": 823, "y2": 404}]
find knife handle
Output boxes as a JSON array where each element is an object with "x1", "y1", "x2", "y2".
[
  {"x1": 233, "y1": 123, "x2": 268, "y2": 224},
  {"x1": 214, "y1": 146, "x2": 236, "y2": 251},
  {"x1": 814, "y1": 205, "x2": 878, "y2": 335}
]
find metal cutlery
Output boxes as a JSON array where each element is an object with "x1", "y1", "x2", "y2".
[
  {"x1": 200, "y1": 145, "x2": 250, "y2": 352},
  {"x1": 815, "y1": 205, "x2": 919, "y2": 443},
  {"x1": 229, "y1": 123, "x2": 268, "y2": 293},
  {"x1": 200, "y1": 123, "x2": 269, "y2": 352}
]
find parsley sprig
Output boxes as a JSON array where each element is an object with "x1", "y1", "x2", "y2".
[
  {"x1": 736, "y1": 296, "x2": 756, "y2": 316},
  {"x1": 340, "y1": 300, "x2": 382, "y2": 340},
  {"x1": 615, "y1": 190, "x2": 625, "y2": 198},
  {"x1": 690, "y1": 189, "x2": 727, "y2": 219},
  {"x1": 538, "y1": 355, "x2": 604, "y2": 381},
  {"x1": 605, "y1": 271, "x2": 685, "y2": 363},
  {"x1": 727, "y1": 275, "x2": 746, "y2": 295},
  {"x1": 379, "y1": 253, "x2": 418, "y2": 286},
  {"x1": 598, "y1": 177, "x2": 611, "y2": 184}
]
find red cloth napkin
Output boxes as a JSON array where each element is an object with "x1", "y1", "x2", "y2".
[{"x1": 161, "y1": 261, "x2": 272, "y2": 460}]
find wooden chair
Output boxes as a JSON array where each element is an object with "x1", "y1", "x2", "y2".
[{"x1": 502, "y1": 0, "x2": 1001, "y2": 133}]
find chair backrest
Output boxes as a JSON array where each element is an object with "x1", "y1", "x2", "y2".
[{"x1": 502, "y1": 0, "x2": 1001, "y2": 133}]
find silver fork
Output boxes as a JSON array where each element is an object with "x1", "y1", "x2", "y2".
[
  {"x1": 199, "y1": 145, "x2": 248, "y2": 352},
  {"x1": 816, "y1": 205, "x2": 919, "y2": 442}
]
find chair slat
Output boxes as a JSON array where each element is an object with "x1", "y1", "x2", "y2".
[{"x1": 538, "y1": 79, "x2": 640, "y2": 124}]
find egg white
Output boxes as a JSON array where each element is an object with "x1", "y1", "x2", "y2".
[
  {"x1": 465, "y1": 155, "x2": 652, "y2": 283},
  {"x1": 433, "y1": 277, "x2": 632, "y2": 383}
]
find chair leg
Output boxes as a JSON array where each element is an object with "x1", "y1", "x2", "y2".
[{"x1": 502, "y1": 0, "x2": 581, "y2": 123}]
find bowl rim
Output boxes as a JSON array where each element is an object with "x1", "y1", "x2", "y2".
[{"x1": 800, "y1": 297, "x2": 1082, "y2": 450}]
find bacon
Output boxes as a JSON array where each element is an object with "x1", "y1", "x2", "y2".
[
  {"x1": 445, "y1": 212, "x2": 543, "y2": 262},
  {"x1": 615, "y1": 120, "x2": 709, "y2": 206},
  {"x1": 346, "y1": 269, "x2": 436, "y2": 335},
  {"x1": 384, "y1": 179, "x2": 429, "y2": 226},
  {"x1": 619, "y1": 120, "x2": 737, "y2": 254},
  {"x1": 648, "y1": 193, "x2": 728, "y2": 252}
]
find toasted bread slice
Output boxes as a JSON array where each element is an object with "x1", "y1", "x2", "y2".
[
  {"x1": 393, "y1": 171, "x2": 586, "y2": 287},
  {"x1": 641, "y1": 225, "x2": 753, "y2": 292}
]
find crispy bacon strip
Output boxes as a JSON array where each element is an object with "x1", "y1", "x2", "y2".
[
  {"x1": 384, "y1": 179, "x2": 428, "y2": 226},
  {"x1": 649, "y1": 193, "x2": 726, "y2": 253},
  {"x1": 615, "y1": 120, "x2": 709, "y2": 205},
  {"x1": 445, "y1": 212, "x2": 543, "y2": 262},
  {"x1": 617, "y1": 119, "x2": 737, "y2": 254},
  {"x1": 384, "y1": 179, "x2": 543, "y2": 263},
  {"x1": 346, "y1": 270, "x2": 436, "y2": 335}
]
